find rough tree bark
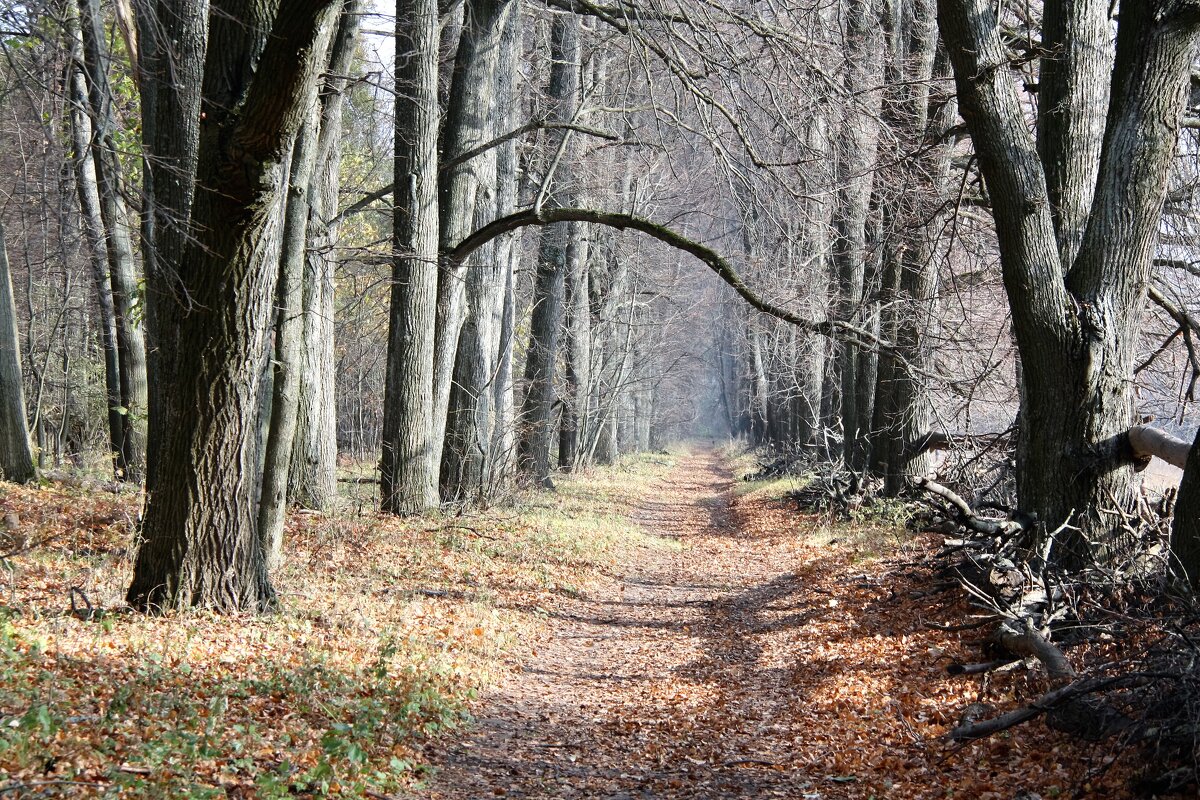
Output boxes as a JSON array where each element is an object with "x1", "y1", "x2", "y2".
[
  {"x1": 938, "y1": 0, "x2": 1200, "y2": 564},
  {"x1": 439, "y1": 0, "x2": 519, "y2": 502},
  {"x1": 833, "y1": 0, "x2": 884, "y2": 471},
  {"x1": 870, "y1": 0, "x2": 951, "y2": 494},
  {"x1": 559, "y1": 222, "x2": 591, "y2": 469},
  {"x1": 136, "y1": 0, "x2": 207, "y2": 491},
  {"x1": 518, "y1": 12, "x2": 581, "y2": 486},
  {"x1": 74, "y1": 0, "x2": 149, "y2": 482},
  {"x1": 127, "y1": 0, "x2": 340, "y2": 611},
  {"x1": 432, "y1": 0, "x2": 513, "y2": 489},
  {"x1": 289, "y1": 0, "x2": 363, "y2": 511},
  {"x1": 65, "y1": 6, "x2": 123, "y2": 480},
  {"x1": 259, "y1": 0, "x2": 362, "y2": 565},
  {"x1": 489, "y1": 6, "x2": 521, "y2": 492},
  {"x1": 381, "y1": 0, "x2": 441, "y2": 513}
]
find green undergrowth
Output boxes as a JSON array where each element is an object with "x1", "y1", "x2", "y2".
[{"x1": 0, "y1": 451, "x2": 679, "y2": 797}]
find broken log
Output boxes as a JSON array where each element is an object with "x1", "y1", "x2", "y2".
[
  {"x1": 1126, "y1": 424, "x2": 1190, "y2": 471},
  {"x1": 948, "y1": 676, "x2": 1119, "y2": 741},
  {"x1": 992, "y1": 621, "x2": 1076, "y2": 680},
  {"x1": 916, "y1": 478, "x2": 1027, "y2": 538}
]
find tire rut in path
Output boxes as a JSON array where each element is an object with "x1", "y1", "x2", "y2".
[{"x1": 419, "y1": 448, "x2": 819, "y2": 799}]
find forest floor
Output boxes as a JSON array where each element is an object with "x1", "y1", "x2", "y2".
[
  {"x1": 0, "y1": 446, "x2": 1152, "y2": 798},
  {"x1": 416, "y1": 447, "x2": 1148, "y2": 800}
]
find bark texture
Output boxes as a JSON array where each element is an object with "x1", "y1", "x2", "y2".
[
  {"x1": 289, "y1": 0, "x2": 362, "y2": 510},
  {"x1": 518, "y1": 14, "x2": 581, "y2": 485},
  {"x1": 833, "y1": 0, "x2": 883, "y2": 471},
  {"x1": 75, "y1": 0, "x2": 149, "y2": 481},
  {"x1": 136, "y1": 0, "x2": 208, "y2": 491},
  {"x1": 939, "y1": 0, "x2": 1200, "y2": 563},
  {"x1": 439, "y1": 0, "x2": 520, "y2": 502},
  {"x1": 0, "y1": 223, "x2": 36, "y2": 484},
  {"x1": 128, "y1": 0, "x2": 340, "y2": 611},
  {"x1": 432, "y1": 0, "x2": 513, "y2": 486},
  {"x1": 381, "y1": 0, "x2": 441, "y2": 513},
  {"x1": 871, "y1": 0, "x2": 950, "y2": 493}
]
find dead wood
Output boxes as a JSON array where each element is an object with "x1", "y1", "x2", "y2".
[
  {"x1": 948, "y1": 676, "x2": 1122, "y2": 741},
  {"x1": 991, "y1": 621, "x2": 1076, "y2": 680},
  {"x1": 1125, "y1": 424, "x2": 1191, "y2": 471},
  {"x1": 916, "y1": 478, "x2": 1028, "y2": 538}
]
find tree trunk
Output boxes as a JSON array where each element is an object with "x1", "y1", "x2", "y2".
[
  {"x1": 0, "y1": 223, "x2": 36, "y2": 484},
  {"x1": 834, "y1": 0, "x2": 884, "y2": 472},
  {"x1": 258, "y1": 120, "x2": 318, "y2": 571},
  {"x1": 489, "y1": 8, "x2": 521, "y2": 493},
  {"x1": 559, "y1": 223, "x2": 590, "y2": 469},
  {"x1": 439, "y1": 0, "x2": 518, "y2": 502},
  {"x1": 518, "y1": 13, "x2": 580, "y2": 486},
  {"x1": 136, "y1": 0, "x2": 207, "y2": 491},
  {"x1": 288, "y1": 0, "x2": 362, "y2": 511},
  {"x1": 938, "y1": 0, "x2": 1200, "y2": 564},
  {"x1": 128, "y1": 0, "x2": 340, "y2": 612},
  {"x1": 870, "y1": 0, "x2": 949, "y2": 494},
  {"x1": 76, "y1": 0, "x2": 148, "y2": 481},
  {"x1": 432, "y1": 0, "x2": 513, "y2": 485},
  {"x1": 1171, "y1": 427, "x2": 1200, "y2": 583},
  {"x1": 381, "y1": 0, "x2": 442, "y2": 513},
  {"x1": 65, "y1": 12, "x2": 123, "y2": 479}
]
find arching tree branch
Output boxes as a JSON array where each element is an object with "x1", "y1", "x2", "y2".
[{"x1": 447, "y1": 207, "x2": 887, "y2": 349}]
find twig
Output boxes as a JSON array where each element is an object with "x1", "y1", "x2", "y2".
[{"x1": 719, "y1": 758, "x2": 777, "y2": 768}]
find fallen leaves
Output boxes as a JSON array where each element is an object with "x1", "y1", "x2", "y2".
[{"x1": 0, "y1": 454, "x2": 681, "y2": 797}]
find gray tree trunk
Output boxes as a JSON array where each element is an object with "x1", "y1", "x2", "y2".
[
  {"x1": 518, "y1": 13, "x2": 580, "y2": 485},
  {"x1": 0, "y1": 223, "x2": 36, "y2": 483},
  {"x1": 381, "y1": 0, "x2": 442, "y2": 513},
  {"x1": 261, "y1": 0, "x2": 362, "y2": 545},
  {"x1": 823, "y1": 1, "x2": 876, "y2": 462},
  {"x1": 939, "y1": 0, "x2": 1200, "y2": 564},
  {"x1": 288, "y1": 0, "x2": 361, "y2": 510},
  {"x1": 439, "y1": 0, "x2": 519, "y2": 502},
  {"x1": 76, "y1": 0, "x2": 148, "y2": 481},
  {"x1": 834, "y1": 0, "x2": 884, "y2": 471},
  {"x1": 258, "y1": 119, "x2": 319, "y2": 571},
  {"x1": 65, "y1": 13, "x2": 123, "y2": 479},
  {"x1": 489, "y1": 8, "x2": 521, "y2": 493},
  {"x1": 558, "y1": 223, "x2": 590, "y2": 469},
  {"x1": 432, "y1": 0, "x2": 513, "y2": 486},
  {"x1": 870, "y1": 0, "x2": 950, "y2": 493}
]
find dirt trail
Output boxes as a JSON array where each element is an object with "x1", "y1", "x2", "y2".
[{"x1": 419, "y1": 448, "x2": 823, "y2": 799}]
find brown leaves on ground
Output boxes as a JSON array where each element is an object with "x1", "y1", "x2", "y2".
[
  {"x1": 0, "y1": 456, "x2": 678, "y2": 797},
  {"x1": 421, "y1": 451, "x2": 1149, "y2": 799},
  {"x1": 727, "y1": 490, "x2": 1143, "y2": 798},
  {"x1": 0, "y1": 451, "x2": 1156, "y2": 798}
]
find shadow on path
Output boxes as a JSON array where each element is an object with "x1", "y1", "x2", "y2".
[{"x1": 417, "y1": 449, "x2": 834, "y2": 799}]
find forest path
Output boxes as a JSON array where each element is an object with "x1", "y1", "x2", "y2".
[{"x1": 418, "y1": 447, "x2": 825, "y2": 799}]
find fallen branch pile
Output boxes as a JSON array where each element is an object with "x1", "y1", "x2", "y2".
[{"x1": 914, "y1": 479, "x2": 1200, "y2": 795}]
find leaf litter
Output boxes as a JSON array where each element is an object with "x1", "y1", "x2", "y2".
[
  {"x1": 419, "y1": 449, "x2": 1148, "y2": 799},
  {"x1": 0, "y1": 450, "x2": 1153, "y2": 797}
]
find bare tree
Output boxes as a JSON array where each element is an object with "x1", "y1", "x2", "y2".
[
  {"x1": 128, "y1": 0, "x2": 341, "y2": 611},
  {"x1": 938, "y1": 0, "x2": 1200, "y2": 564},
  {"x1": 381, "y1": 0, "x2": 442, "y2": 513}
]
